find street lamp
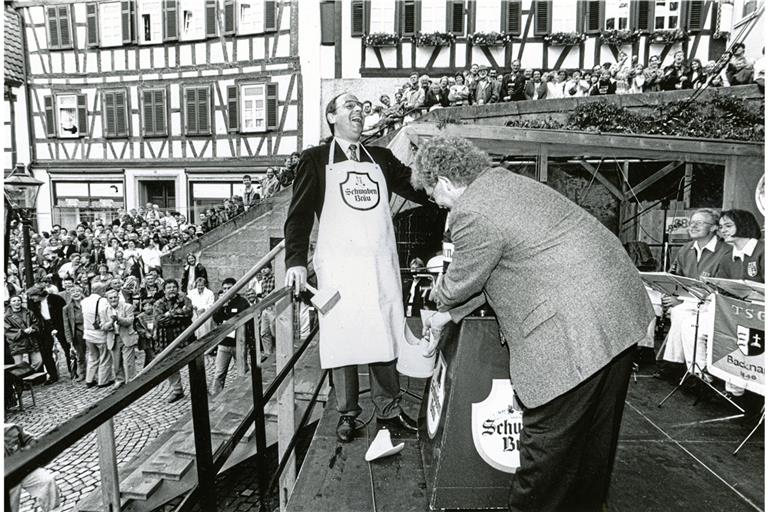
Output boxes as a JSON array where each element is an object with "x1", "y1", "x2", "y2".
[{"x1": 4, "y1": 163, "x2": 43, "y2": 288}]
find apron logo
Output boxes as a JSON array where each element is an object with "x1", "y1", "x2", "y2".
[
  {"x1": 339, "y1": 172, "x2": 380, "y2": 211},
  {"x1": 737, "y1": 325, "x2": 765, "y2": 357},
  {"x1": 471, "y1": 379, "x2": 523, "y2": 474},
  {"x1": 747, "y1": 261, "x2": 758, "y2": 277}
]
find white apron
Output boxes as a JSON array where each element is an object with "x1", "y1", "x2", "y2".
[{"x1": 314, "y1": 143, "x2": 406, "y2": 369}]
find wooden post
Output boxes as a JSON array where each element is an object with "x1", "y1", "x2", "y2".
[
  {"x1": 683, "y1": 162, "x2": 693, "y2": 209},
  {"x1": 274, "y1": 295, "x2": 296, "y2": 511},
  {"x1": 537, "y1": 145, "x2": 548, "y2": 183},
  {"x1": 247, "y1": 313, "x2": 270, "y2": 497},
  {"x1": 236, "y1": 324, "x2": 247, "y2": 375},
  {"x1": 96, "y1": 420, "x2": 121, "y2": 512},
  {"x1": 188, "y1": 355, "x2": 217, "y2": 511}
]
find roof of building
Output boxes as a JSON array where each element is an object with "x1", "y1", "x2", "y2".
[{"x1": 4, "y1": 5, "x2": 24, "y2": 86}]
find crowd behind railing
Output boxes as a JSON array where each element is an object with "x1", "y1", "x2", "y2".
[{"x1": 361, "y1": 42, "x2": 765, "y2": 137}]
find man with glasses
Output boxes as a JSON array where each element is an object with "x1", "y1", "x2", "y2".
[
  {"x1": 284, "y1": 92, "x2": 429, "y2": 443},
  {"x1": 659, "y1": 208, "x2": 730, "y2": 376}
]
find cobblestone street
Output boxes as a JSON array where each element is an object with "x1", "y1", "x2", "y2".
[{"x1": 6, "y1": 351, "x2": 244, "y2": 512}]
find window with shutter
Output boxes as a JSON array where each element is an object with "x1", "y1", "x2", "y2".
[
  {"x1": 103, "y1": 92, "x2": 116, "y2": 137},
  {"x1": 266, "y1": 83, "x2": 278, "y2": 131},
  {"x1": 227, "y1": 85, "x2": 238, "y2": 133},
  {"x1": 164, "y1": 0, "x2": 178, "y2": 40},
  {"x1": 154, "y1": 90, "x2": 166, "y2": 136},
  {"x1": 86, "y1": 3, "x2": 99, "y2": 46},
  {"x1": 184, "y1": 86, "x2": 211, "y2": 136},
  {"x1": 264, "y1": 0, "x2": 277, "y2": 31},
  {"x1": 180, "y1": 0, "x2": 206, "y2": 40},
  {"x1": 205, "y1": 0, "x2": 217, "y2": 37},
  {"x1": 122, "y1": 1, "x2": 137, "y2": 44},
  {"x1": 321, "y1": 1, "x2": 336, "y2": 45},
  {"x1": 100, "y1": 2, "x2": 124, "y2": 47},
  {"x1": 402, "y1": 0, "x2": 417, "y2": 36},
  {"x1": 58, "y1": 6, "x2": 72, "y2": 48},
  {"x1": 77, "y1": 95, "x2": 88, "y2": 138},
  {"x1": 143, "y1": 88, "x2": 167, "y2": 137},
  {"x1": 584, "y1": 0, "x2": 603, "y2": 33},
  {"x1": 686, "y1": 0, "x2": 704, "y2": 31},
  {"x1": 44, "y1": 96, "x2": 56, "y2": 138},
  {"x1": 115, "y1": 92, "x2": 127, "y2": 136},
  {"x1": 47, "y1": 5, "x2": 73, "y2": 49},
  {"x1": 138, "y1": 0, "x2": 163, "y2": 43},
  {"x1": 103, "y1": 90, "x2": 129, "y2": 138},
  {"x1": 56, "y1": 94, "x2": 81, "y2": 138},
  {"x1": 185, "y1": 88, "x2": 197, "y2": 135},
  {"x1": 240, "y1": 84, "x2": 266, "y2": 132},
  {"x1": 630, "y1": 0, "x2": 654, "y2": 31},
  {"x1": 501, "y1": 0, "x2": 521, "y2": 35},
  {"x1": 533, "y1": 0, "x2": 551, "y2": 36},
  {"x1": 237, "y1": 0, "x2": 265, "y2": 35},
  {"x1": 351, "y1": 0, "x2": 364, "y2": 36},
  {"x1": 224, "y1": 0, "x2": 235, "y2": 34},
  {"x1": 197, "y1": 87, "x2": 210, "y2": 134},
  {"x1": 448, "y1": 1, "x2": 464, "y2": 35}
]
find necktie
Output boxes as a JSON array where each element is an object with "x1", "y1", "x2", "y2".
[{"x1": 347, "y1": 144, "x2": 359, "y2": 162}]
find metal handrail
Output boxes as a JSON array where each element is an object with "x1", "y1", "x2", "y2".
[
  {"x1": 140, "y1": 240, "x2": 287, "y2": 376},
  {"x1": 4, "y1": 285, "x2": 291, "y2": 488}
]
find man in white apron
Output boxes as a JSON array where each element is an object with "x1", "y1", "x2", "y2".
[{"x1": 284, "y1": 92, "x2": 429, "y2": 442}]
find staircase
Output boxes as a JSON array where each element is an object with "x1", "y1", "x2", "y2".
[{"x1": 75, "y1": 341, "x2": 329, "y2": 512}]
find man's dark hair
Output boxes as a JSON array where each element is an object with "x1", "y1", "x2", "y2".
[
  {"x1": 732, "y1": 42, "x2": 746, "y2": 51},
  {"x1": 720, "y1": 209, "x2": 762, "y2": 239},
  {"x1": 362, "y1": 100, "x2": 372, "y2": 107},
  {"x1": 222, "y1": 277, "x2": 237, "y2": 286},
  {"x1": 164, "y1": 279, "x2": 179, "y2": 289},
  {"x1": 325, "y1": 92, "x2": 347, "y2": 135},
  {"x1": 243, "y1": 174, "x2": 252, "y2": 180}
]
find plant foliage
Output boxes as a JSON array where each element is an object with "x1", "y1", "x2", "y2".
[
  {"x1": 543, "y1": 31, "x2": 587, "y2": 46},
  {"x1": 504, "y1": 94, "x2": 764, "y2": 142},
  {"x1": 363, "y1": 32, "x2": 402, "y2": 47},
  {"x1": 414, "y1": 31, "x2": 456, "y2": 47}
]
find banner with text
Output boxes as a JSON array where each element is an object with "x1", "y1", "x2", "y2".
[{"x1": 707, "y1": 294, "x2": 765, "y2": 396}]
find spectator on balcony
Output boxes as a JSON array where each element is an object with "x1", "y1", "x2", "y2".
[
  {"x1": 362, "y1": 100, "x2": 382, "y2": 135},
  {"x1": 502, "y1": 60, "x2": 527, "y2": 102},
  {"x1": 628, "y1": 63, "x2": 646, "y2": 94},
  {"x1": 425, "y1": 81, "x2": 449, "y2": 111},
  {"x1": 181, "y1": 253, "x2": 208, "y2": 293},
  {"x1": 590, "y1": 69, "x2": 617, "y2": 95},
  {"x1": 473, "y1": 66, "x2": 498, "y2": 105},
  {"x1": 153, "y1": 279, "x2": 193, "y2": 403},
  {"x1": 688, "y1": 58, "x2": 707, "y2": 89},
  {"x1": 261, "y1": 168, "x2": 281, "y2": 199},
  {"x1": 242, "y1": 174, "x2": 261, "y2": 211},
  {"x1": 660, "y1": 50, "x2": 691, "y2": 91},
  {"x1": 438, "y1": 76, "x2": 451, "y2": 104},
  {"x1": 525, "y1": 70, "x2": 547, "y2": 100},
  {"x1": 643, "y1": 55, "x2": 663, "y2": 92},
  {"x1": 465, "y1": 63, "x2": 480, "y2": 87},
  {"x1": 565, "y1": 70, "x2": 590, "y2": 97},
  {"x1": 546, "y1": 69, "x2": 567, "y2": 99},
  {"x1": 448, "y1": 73, "x2": 471, "y2": 106},
  {"x1": 726, "y1": 42, "x2": 754, "y2": 85}
]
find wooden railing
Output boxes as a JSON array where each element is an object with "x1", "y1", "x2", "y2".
[{"x1": 5, "y1": 240, "x2": 325, "y2": 511}]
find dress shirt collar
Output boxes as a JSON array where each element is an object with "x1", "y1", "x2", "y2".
[
  {"x1": 691, "y1": 236, "x2": 718, "y2": 262},
  {"x1": 732, "y1": 238, "x2": 758, "y2": 261},
  {"x1": 333, "y1": 137, "x2": 362, "y2": 162}
]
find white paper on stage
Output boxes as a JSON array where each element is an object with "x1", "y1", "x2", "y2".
[
  {"x1": 702, "y1": 277, "x2": 765, "y2": 303},
  {"x1": 639, "y1": 272, "x2": 714, "y2": 301}
]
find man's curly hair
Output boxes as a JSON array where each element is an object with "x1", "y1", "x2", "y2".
[{"x1": 411, "y1": 136, "x2": 491, "y2": 190}]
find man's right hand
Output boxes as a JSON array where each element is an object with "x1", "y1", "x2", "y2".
[
  {"x1": 285, "y1": 266, "x2": 307, "y2": 295},
  {"x1": 661, "y1": 294, "x2": 682, "y2": 308}
]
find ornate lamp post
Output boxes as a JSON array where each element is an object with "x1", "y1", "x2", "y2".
[{"x1": 4, "y1": 163, "x2": 43, "y2": 288}]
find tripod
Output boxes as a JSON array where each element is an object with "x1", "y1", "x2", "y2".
[{"x1": 657, "y1": 295, "x2": 745, "y2": 423}]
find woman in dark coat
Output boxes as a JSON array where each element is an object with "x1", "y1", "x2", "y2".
[
  {"x1": 4, "y1": 295, "x2": 43, "y2": 368},
  {"x1": 181, "y1": 254, "x2": 208, "y2": 293}
]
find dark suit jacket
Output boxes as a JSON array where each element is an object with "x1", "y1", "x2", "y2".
[
  {"x1": 63, "y1": 300, "x2": 84, "y2": 348},
  {"x1": 524, "y1": 80, "x2": 548, "y2": 100},
  {"x1": 501, "y1": 71, "x2": 526, "y2": 101},
  {"x1": 31, "y1": 294, "x2": 66, "y2": 340},
  {"x1": 472, "y1": 78, "x2": 498, "y2": 104},
  {"x1": 181, "y1": 263, "x2": 208, "y2": 292},
  {"x1": 284, "y1": 141, "x2": 430, "y2": 269},
  {"x1": 435, "y1": 168, "x2": 655, "y2": 408}
]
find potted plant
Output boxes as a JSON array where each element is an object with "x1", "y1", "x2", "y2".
[
  {"x1": 469, "y1": 31, "x2": 508, "y2": 46},
  {"x1": 414, "y1": 31, "x2": 456, "y2": 47},
  {"x1": 363, "y1": 32, "x2": 402, "y2": 48},
  {"x1": 543, "y1": 31, "x2": 587, "y2": 46}
]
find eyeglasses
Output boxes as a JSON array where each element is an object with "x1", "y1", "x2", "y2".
[{"x1": 688, "y1": 221, "x2": 714, "y2": 228}]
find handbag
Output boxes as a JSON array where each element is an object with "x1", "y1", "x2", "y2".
[{"x1": 92, "y1": 297, "x2": 104, "y2": 330}]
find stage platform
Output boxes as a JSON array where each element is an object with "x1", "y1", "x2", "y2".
[{"x1": 285, "y1": 362, "x2": 764, "y2": 512}]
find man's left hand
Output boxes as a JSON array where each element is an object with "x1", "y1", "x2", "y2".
[{"x1": 423, "y1": 311, "x2": 452, "y2": 337}]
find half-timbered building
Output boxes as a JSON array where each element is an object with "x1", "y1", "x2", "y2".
[
  {"x1": 4, "y1": 4, "x2": 30, "y2": 174},
  {"x1": 16, "y1": 0, "x2": 300, "y2": 230},
  {"x1": 300, "y1": 0, "x2": 763, "y2": 140}
]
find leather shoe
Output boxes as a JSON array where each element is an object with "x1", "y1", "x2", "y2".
[
  {"x1": 97, "y1": 381, "x2": 115, "y2": 388},
  {"x1": 377, "y1": 411, "x2": 418, "y2": 433},
  {"x1": 43, "y1": 377, "x2": 58, "y2": 386},
  {"x1": 336, "y1": 415, "x2": 356, "y2": 443},
  {"x1": 167, "y1": 392, "x2": 185, "y2": 404},
  {"x1": 85, "y1": 381, "x2": 96, "y2": 388}
]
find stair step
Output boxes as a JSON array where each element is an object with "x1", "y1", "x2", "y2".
[
  {"x1": 140, "y1": 453, "x2": 193, "y2": 481},
  {"x1": 211, "y1": 410, "x2": 247, "y2": 436},
  {"x1": 120, "y1": 470, "x2": 163, "y2": 501},
  {"x1": 74, "y1": 489, "x2": 129, "y2": 512},
  {"x1": 174, "y1": 433, "x2": 229, "y2": 458}
]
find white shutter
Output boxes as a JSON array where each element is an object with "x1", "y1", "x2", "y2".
[
  {"x1": 138, "y1": 0, "x2": 163, "y2": 43},
  {"x1": 369, "y1": 0, "x2": 395, "y2": 33},
  {"x1": 237, "y1": 0, "x2": 264, "y2": 35},
  {"x1": 551, "y1": 0, "x2": 577, "y2": 32},
  {"x1": 475, "y1": 0, "x2": 500, "y2": 32},
  {"x1": 100, "y1": 1, "x2": 124, "y2": 47},
  {"x1": 420, "y1": 0, "x2": 445, "y2": 32},
  {"x1": 240, "y1": 84, "x2": 266, "y2": 133},
  {"x1": 180, "y1": 0, "x2": 206, "y2": 40}
]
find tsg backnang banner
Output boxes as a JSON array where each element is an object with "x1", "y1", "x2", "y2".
[{"x1": 707, "y1": 294, "x2": 765, "y2": 396}]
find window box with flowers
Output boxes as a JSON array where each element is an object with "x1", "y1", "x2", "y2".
[
  {"x1": 469, "y1": 31, "x2": 511, "y2": 47},
  {"x1": 600, "y1": 29, "x2": 641, "y2": 46},
  {"x1": 650, "y1": 29, "x2": 687, "y2": 44},
  {"x1": 363, "y1": 32, "x2": 402, "y2": 48},
  {"x1": 414, "y1": 31, "x2": 456, "y2": 47},
  {"x1": 543, "y1": 32, "x2": 587, "y2": 46}
]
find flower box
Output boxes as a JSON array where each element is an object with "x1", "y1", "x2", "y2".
[
  {"x1": 543, "y1": 31, "x2": 587, "y2": 46},
  {"x1": 414, "y1": 31, "x2": 456, "y2": 47},
  {"x1": 469, "y1": 31, "x2": 510, "y2": 46},
  {"x1": 363, "y1": 32, "x2": 402, "y2": 48},
  {"x1": 599, "y1": 29, "x2": 641, "y2": 46},
  {"x1": 650, "y1": 29, "x2": 687, "y2": 44}
]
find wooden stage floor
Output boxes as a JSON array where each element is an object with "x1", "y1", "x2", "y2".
[{"x1": 285, "y1": 364, "x2": 764, "y2": 512}]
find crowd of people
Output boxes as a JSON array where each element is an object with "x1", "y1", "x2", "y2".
[{"x1": 360, "y1": 43, "x2": 765, "y2": 136}]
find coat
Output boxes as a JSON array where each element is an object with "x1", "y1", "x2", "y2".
[
  {"x1": 107, "y1": 302, "x2": 138, "y2": 350},
  {"x1": 4, "y1": 308, "x2": 42, "y2": 355},
  {"x1": 524, "y1": 80, "x2": 548, "y2": 100},
  {"x1": 152, "y1": 294, "x2": 193, "y2": 351},
  {"x1": 63, "y1": 300, "x2": 85, "y2": 349},
  {"x1": 181, "y1": 263, "x2": 208, "y2": 292},
  {"x1": 434, "y1": 167, "x2": 655, "y2": 408}
]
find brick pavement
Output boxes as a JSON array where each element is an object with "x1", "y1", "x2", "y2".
[{"x1": 6, "y1": 350, "x2": 253, "y2": 512}]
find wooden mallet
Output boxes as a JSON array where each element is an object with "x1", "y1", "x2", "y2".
[{"x1": 305, "y1": 284, "x2": 341, "y2": 315}]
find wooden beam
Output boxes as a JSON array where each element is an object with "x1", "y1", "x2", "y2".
[
  {"x1": 683, "y1": 162, "x2": 693, "y2": 208},
  {"x1": 632, "y1": 161, "x2": 684, "y2": 196},
  {"x1": 96, "y1": 420, "x2": 121, "y2": 512},
  {"x1": 577, "y1": 160, "x2": 624, "y2": 201},
  {"x1": 537, "y1": 145, "x2": 548, "y2": 183},
  {"x1": 188, "y1": 355, "x2": 217, "y2": 511}
]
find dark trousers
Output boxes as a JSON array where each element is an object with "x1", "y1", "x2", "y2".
[
  {"x1": 332, "y1": 360, "x2": 402, "y2": 419},
  {"x1": 72, "y1": 336, "x2": 86, "y2": 379},
  {"x1": 508, "y1": 345, "x2": 636, "y2": 512},
  {"x1": 38, "y1": 334, "x2": 58, "y2": 380}
]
